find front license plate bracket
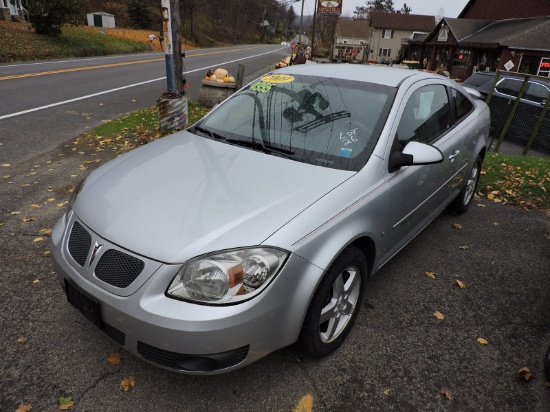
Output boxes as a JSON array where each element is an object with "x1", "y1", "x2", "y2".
[{"x1": 65, "y1": 279, "x2": 103, "y2": 329}]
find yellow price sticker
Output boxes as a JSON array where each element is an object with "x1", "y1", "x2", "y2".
[{"x1": 261, "y1": 74, "x2": 295, "y2": 84}]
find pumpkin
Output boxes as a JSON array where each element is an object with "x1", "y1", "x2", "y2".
[
  {"x1": 214, "y1": 68, "x2": 228, "y2": 78},
  {"x1": 217, "y1": 79, "x2": 225, "y2": 83},
  {"x1": 209, "y1": 74, "x2": 217, "y2": 82},
  {"x1": 223, "y1": 75, "x2": 235, "y2": 83}
]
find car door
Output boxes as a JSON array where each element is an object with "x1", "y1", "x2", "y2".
[{"x1": 382, "y1": 82, "x2": 465, "y2": 259}]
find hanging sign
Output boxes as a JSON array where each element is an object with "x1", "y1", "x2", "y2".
[{"x1": 318, "y1": 0, "x2": 342, "y2": 15}]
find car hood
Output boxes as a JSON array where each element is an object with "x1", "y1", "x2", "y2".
[{"x1": 74, "y1": 131, "x2": 354, "y2": 263}]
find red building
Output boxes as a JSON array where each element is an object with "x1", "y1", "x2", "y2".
[
  {"x1": 407, "y1": 0, "x2": 550, "y2": 80},
  {"x1": 459, "y1": 0, "x2": 550, "y2": 20}
]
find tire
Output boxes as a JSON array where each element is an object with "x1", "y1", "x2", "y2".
[
  {"x1": 451, "y1": 155, "x2": 482, "y2": 214},
  {"x1": 545, "y1": 346, "x2": 550, "y2": 381},
  {"x1": 300, "y1": 246, "x2": 368, "y2": 358}
]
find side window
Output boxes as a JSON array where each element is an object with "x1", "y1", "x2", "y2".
[
  {"x1": 452, "y1": 88, "x2": 474, "y2": 122},
  {"x1": 496, "y1": 78, "x2": 521, "y2": 97},
  {"x1": 525, "y1": 82, "x2": 549, "y2": 104},
  {"x1": 397, "y1": 85, "x2": 451, "y2": 145}
]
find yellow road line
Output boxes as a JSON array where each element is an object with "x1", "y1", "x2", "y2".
[{"x1": 0, "y1": 45, "x2": 268, "y2": 81}]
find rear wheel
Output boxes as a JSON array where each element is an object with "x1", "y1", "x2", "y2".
[
  {"x1": 451, "y1": 155, "x2": 482, "y2": 214},
  {"x1": 300, "y1": 246, "x2": 368, "y2": 357}
]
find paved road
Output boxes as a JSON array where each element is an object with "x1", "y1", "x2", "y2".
[{"x1": 0, "y1": 45, "x2": 289, "y2": 166}]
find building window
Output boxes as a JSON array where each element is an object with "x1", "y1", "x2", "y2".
[
  {"x1": 1, "y1": 0, "x2": 7, "y2": 8},
  {"x1": 539, "y1": 57, "x2": 550, "y2": 78},
  {"x1": 379, "y1": 48, "x2": 391, "y2": 57},
  {"x1": 383, "y1": 29, "x2": 393, "y2": 39},
  {"x1": 453, "y1": 49, "x2": 471, "y2": 67}
]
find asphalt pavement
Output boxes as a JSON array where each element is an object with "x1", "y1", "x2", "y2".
[{"x1": 1, "y1": 91, "x2": 549, "y2": 411}]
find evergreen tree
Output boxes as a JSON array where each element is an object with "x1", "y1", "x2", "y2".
[
  {"x1": 128, "y1": 0, "x2": 153, "y2": 29},
  {"x1": 401, "y1": 3, "x2": 412, "y2": 14},
  {"x1": 24, "y1": 0, "x2": 84, "y2": 36}
]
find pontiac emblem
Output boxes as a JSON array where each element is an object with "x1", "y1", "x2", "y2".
[{"x1": 89, "y1": 241, "x2": 103, "y2": 266}]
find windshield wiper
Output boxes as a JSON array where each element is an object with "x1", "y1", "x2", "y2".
[
  {"x1": 225, "y1": 138, "x2": 295, "y2": 158},
  {"x1": 294, "y1": 110, "x2": 351, "y2": 133},
  {"x1": 190, "y1": 125, "x2": 226, "y2": 140}
]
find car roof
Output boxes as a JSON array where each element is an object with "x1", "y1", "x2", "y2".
[{"x1": 274, "y1": 64, "x2": 436, "y2": 88}]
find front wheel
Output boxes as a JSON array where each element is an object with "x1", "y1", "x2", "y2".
[
  {"x1": 451, "y1": 155, "x2": 482, "y2": 214},
  {"x1": 300, "y1": 246, "x2": 368, "y2": 358}
]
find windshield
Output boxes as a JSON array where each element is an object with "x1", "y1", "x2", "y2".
[{"x1": 193, "y1": 73, "x2": 396, "y2": 171}]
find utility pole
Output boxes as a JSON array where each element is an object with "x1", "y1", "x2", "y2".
[
  {"x1": 157, "y1": 0, "x2": 188, "y2": 132},
  {"x1": 298, "y1": 0, "x2": 305, "y2": 45}
]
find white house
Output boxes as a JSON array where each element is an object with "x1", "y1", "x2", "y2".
[{"x1": 1, "y1": 0, "x2": 26, "y2": 21}]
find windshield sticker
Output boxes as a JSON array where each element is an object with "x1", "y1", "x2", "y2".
[
  {"x1": 261, "y1": 74, "x2": 295, "y2": 84},
  {"x1": 339, "y1": 128, "x2": 359, "y2": 146},
  {"x1": 340, "y1": 148, "x2": 353, "y2": 158},
  {"x1": 250, "y1": 82, "x2": 273, "y2": 93}
]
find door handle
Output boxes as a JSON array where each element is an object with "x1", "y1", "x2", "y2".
[{"x1": 448, "y1": 150, "x2": 460, "y2": 160}]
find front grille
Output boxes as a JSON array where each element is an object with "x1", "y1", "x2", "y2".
[
  {"x1": 68, "y1": 222, "x2": 92, "y2": 266},
  {"x1": 103, "y1": 323, "x2": 126, "y2": 346},
  {"x1": 137, "y1": 341, "x2": 249, "y2": 372},
  {"x1": 94, "y1": 249, "x2": 145, "y2": 288}
]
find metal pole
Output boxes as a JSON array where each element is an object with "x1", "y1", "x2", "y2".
[
  {"x1": 311, "y1": 0, "x2": 318, "y2": 59},
  {"x1": 299, "y1": 0, "x2": 305, "y2": 44},
  {"x1": 161, "y1": 0, "x2": 174, "y2": 91}
]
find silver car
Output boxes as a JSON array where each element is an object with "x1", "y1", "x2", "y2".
[{"x1": 51, "y1": 65, "x2": 489, "y2": 374}]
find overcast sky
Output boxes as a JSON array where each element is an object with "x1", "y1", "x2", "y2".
[{"x1": 295, "y1": 0, "x2": 471, "y2": 18}]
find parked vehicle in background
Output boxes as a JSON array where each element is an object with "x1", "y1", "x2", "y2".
[
  {"x1": 463, "y1": 71, "x2": 550, "y2": 152},
  {"x1": 52, "y1": 65, "x2": 489, "y2": 375}
]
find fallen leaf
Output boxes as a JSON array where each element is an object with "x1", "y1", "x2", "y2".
[
  {"x1": 384, "y1": 389, "x2": 390, "y2": 396},
  {"x1": 516, "y1": 367, "x2": 532, "y2": 381},
  {"x1": 30, "y1": 204, "x2": 41, "y2": 209},
  {"x1": 120, "y1": 376, "x2": 136, "y2": 392},
  {"x1": 22, "y1": 218, "x2": 36, "y2": 223},
  {"x1": 458, "y1": 245, "x2": 469, "y2": 250},
  {"x1": 294, "y1": 394, "x2": 314, "y2": 412},
  {"x1": 11, "y1": 211, "x2": 21, "y2": 215},
  {"x1": 425, "y1": 271, "x2": 437, "y2": 280},
  {"x1": 38, "y1": 229, "x2": 52, "y2": 236},
  {"x1": 456, "y1": 280, "x2": 466, "y2": 289},
  {"x1": 15, "y1": 404, "x2": 32, "y2": 412},
  {"x1": 57, "y1": 202, "x2": 67, "y2": 207},
  {"x1": 441, "y1": 390, "x2": 452, "y2": 400},
  {"x1": 477, "y1": 337, "x2": 489, "y2": 345},
  {"x1": 33, "y1": 279, "x2": 40, "y2": 284},
  {"x1": 453, "y1": 223, "x2": 463, "y2": 230},
  {"x1": 33, "y1": 237, "x2": 44, "y2": 243},
  {"x1": 44, "y1": 250, "x2": 51, "y2": 256},
  {"x1": 17, "y1": 336, "x2": 27, "y2": 344},
  {"x1": 58, "y1": 396, "x2": 74, "y2": 410},
  {"x1": 107, "y1": 352, "x2": 122, "y2": 365},
  {"x1": 2, "y1": 163, "x2": 10, "y2": 167},
  {"x1": 434, "y1": 311, "x2": 445, "y2": 320},
  {"x1": 477, "y1": 204, "x2": 486, "y2": 207}
]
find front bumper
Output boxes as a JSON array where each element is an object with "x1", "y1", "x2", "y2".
[{"x1": 51, "y1": 213, "x2": 324, "y2": 375}]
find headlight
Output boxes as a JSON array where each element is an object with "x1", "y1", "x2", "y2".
[{"x1": 166, "y1": 248, "x2": 288, "y2": 305}]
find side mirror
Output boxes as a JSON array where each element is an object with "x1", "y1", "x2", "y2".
[{"x1": 389, "y1": 141, "x2": 444, "y2": 172}]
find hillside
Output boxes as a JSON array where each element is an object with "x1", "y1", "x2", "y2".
[{"x1": 0, "y1": 21, "x2": 196, "y2": 63}]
